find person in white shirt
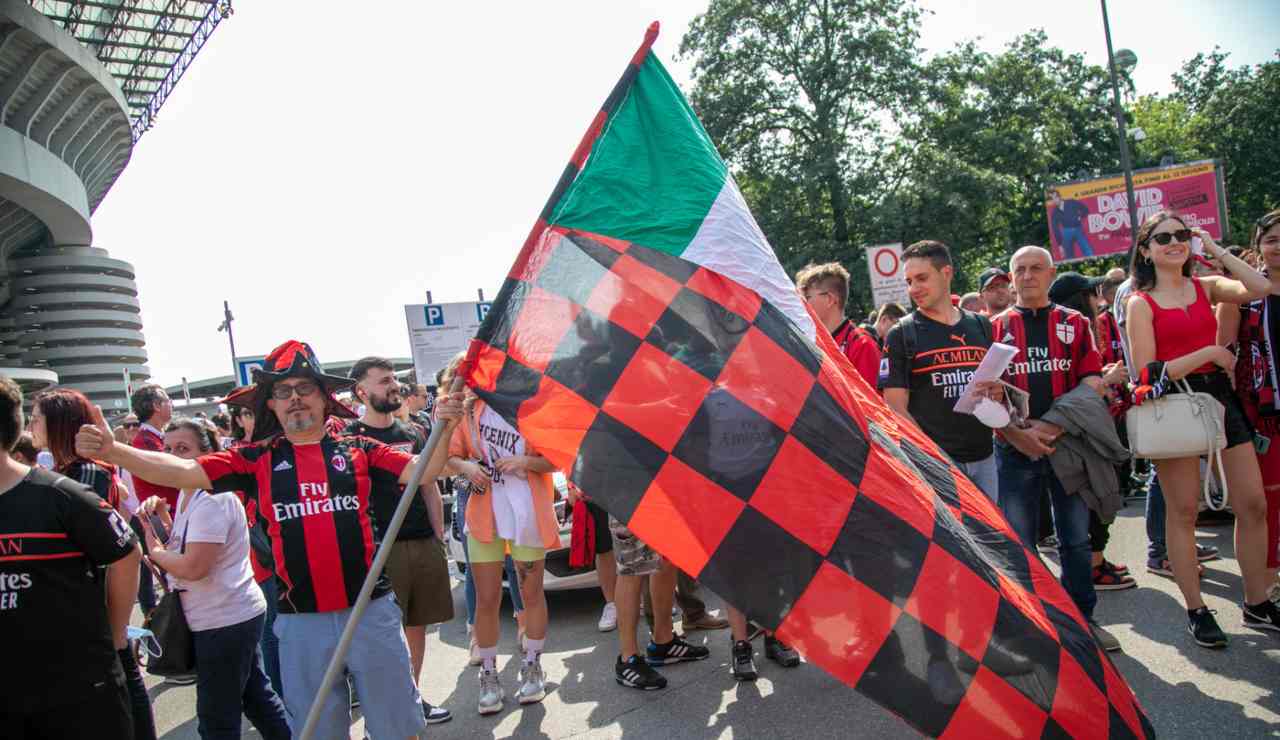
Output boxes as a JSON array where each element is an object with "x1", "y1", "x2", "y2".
[{"x1": 139, "y1": 418, "x2": 289, "y2": 740}]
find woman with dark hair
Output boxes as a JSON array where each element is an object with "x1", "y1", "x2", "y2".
[
  {"x1": 1218, "y1": 209, "x2": 1280, "y2": 608},
  {"x1": 228, "y1": 405, "x2": 255, "y2": 442},
  {"x1": 1049, "y1": 274, "x2": 1136, "y2": 593},
  {"x1": 1126, "y1": 209, "x2": 1279, "y2": 647},
  {"x1": 139, "y1": 416, "x2": 289, "y2": 740},
  {"x1": 29, "y1": 388, "x2": 158, "y2": 740}
]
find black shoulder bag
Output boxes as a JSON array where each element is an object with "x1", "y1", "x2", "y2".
[{"x1": 143, "y1": 497, "x2": 197, "y2": 676}]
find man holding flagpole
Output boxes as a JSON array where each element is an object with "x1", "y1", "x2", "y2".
[{"x1": 77, "y1": 339, "x2": 463, "y2": 740}]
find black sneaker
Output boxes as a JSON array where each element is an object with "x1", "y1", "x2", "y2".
[
  {"x1": 731, "y1": 639, "x2": 758, "y2": 681},
  {"x1": 1187, "y1": 607, "x2": 1229, "y2": 648},
  {"x1": 615, "y1": 655, "x2": 667, "y2": 690},
  {"x1": 1242, "y1": 599, "x2": 1280, "y2": 633},
  {"x1": 422, "y1": 701, "x2": 452, "y2": 724},
  {"x1": 764, "y1": 635, "x2": 800, "y2": 667},
  {"x1": 646, "y1": 633, "x2": 710, "y2": 665}
]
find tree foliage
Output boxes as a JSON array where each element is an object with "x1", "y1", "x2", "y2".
[{"x1": 680, "y1": 3, "x2": 1280, "y2": 314}]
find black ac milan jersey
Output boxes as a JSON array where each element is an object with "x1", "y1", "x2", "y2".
[
  {"x1": 0, "y1": 467, "x2": 138, "y2": 712},
  {"x1": 198, "y1": 434, "x2": 413, "y2": 614}
]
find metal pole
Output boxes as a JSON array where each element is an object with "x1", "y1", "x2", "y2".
[
  {"x1": 222, "y1": 300, "x2": 239, "y2": 384},
  {"x1": 297, "y1": 377, "x2": 463, "y2": 740},
  {"x1": 1102, "y1": 0, "x2": 1138, "y2": 253},
  {"x1": 477, "y1": 288, "x2": 485, "y2": 302}
]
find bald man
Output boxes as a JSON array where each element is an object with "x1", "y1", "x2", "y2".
[{"x1": 990, "y1": 246, "x2": 1120, "y2": 653}]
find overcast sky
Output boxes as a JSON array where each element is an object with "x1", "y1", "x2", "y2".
[{"x1": 88, "y1": 1, "x2": 1279, "y2": 387}]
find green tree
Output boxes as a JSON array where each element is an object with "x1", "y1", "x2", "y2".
[
  {"x1": 879, "y1": 31, "x2": 1121, "y2": 285},
  {"x1": 679, "y1": 0, "x2": 925, "y2": 316}
]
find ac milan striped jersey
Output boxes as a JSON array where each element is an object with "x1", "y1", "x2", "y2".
[
  {"x1": 992, "y1": 304, "x2": 1102, "y2": 419},
  {"x1": 198, "y1": 434, "x2": 412, "y2": 614}
]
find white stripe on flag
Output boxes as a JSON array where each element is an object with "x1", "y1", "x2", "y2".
[{"x1": 683, "y1": 175, "x2": 817, "y2": 341}]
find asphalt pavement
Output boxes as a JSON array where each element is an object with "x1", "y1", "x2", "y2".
[{"x1": 143, "y1": 500, "x2": 1280, "y2": 739}]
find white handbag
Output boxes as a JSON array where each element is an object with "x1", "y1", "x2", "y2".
[{"x1": 1125, "y1": 378, "x2": 1229, "y2": 510}]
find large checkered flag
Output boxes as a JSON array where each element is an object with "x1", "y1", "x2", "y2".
[{"x1": 462, "y1": 23, "x2": 1153, "y2": 739}]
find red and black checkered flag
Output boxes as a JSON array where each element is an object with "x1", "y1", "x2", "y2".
[{"x1": 462, "y1": 23, "x2": 1153, "y2": 739}]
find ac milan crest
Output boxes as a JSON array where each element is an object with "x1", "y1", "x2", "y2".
[
  {"x1": 331, "y1": 454, "x2": 347, "y2": 472},
  {"x1": 1055, "y1": 321, "x2": 1075, "y2": 344}
]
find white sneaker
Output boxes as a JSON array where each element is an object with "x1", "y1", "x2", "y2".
[
  {"x1": 598, "y1": 602, "x2": 618, "y2": 632},
  {"x1": 516, "y1": 658, "x2": 547, "y2": 704},
  {"x1": 477, "y1": 668, "x2": 504, "y2": 715}
]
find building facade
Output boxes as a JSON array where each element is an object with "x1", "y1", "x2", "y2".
[{"x1": 0, "y1": 0, "x2": 228, "y2": 408}]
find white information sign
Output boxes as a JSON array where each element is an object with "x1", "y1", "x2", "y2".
[
  {"x1": 404, "y1": 301, "x2": 492, "y2": 382},
  {"x1": 864, "y1": 242, "x2": 910, "y2": 308}
]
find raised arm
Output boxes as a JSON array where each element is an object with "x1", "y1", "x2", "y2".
[
  {"x1": 76, "y1": 405, "x2": 212, "y2": 490},
  {"x1": 1200, "y1": 230, "x2": 1269, "y2": 304}
]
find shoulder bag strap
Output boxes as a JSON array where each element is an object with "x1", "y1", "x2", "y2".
[{"x1": 1176, "y1": 378, "x2": 1230, "y2": 511}]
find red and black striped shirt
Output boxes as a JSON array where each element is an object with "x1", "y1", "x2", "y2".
[
  {"x1": 198, "y1": 433, "x2": 412, "y2": 614},
  {"x1": 993, "y1": 304, "x2": 1102, "y2": 419}
]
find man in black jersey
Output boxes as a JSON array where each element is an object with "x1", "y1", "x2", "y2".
[
  {"x1": 77, "y1": 340, "x2": 464, "y2": 740},
  {"x1": 884, "y1": 241, "x2": 999, "y2": 502},
  {"x1": 0, "y1": 375, "x2": 143, "y2": 739},
  {"x1": 348, "y1": 356, "x2": 453, "y2": 725}
]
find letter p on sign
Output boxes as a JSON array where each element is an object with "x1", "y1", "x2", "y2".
[{"x1": 424, "y1": 305, "x2": 445, "y2": 327}]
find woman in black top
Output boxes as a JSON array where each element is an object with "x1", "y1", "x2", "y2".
[{"x1": 29, "y1": 388, "x2": 158, "y2": 740}]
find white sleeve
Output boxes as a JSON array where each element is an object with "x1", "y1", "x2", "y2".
[
  {"x1": 184, "y1": 493, "x2": 231, "y2": 545},
  {"x1": 119, "y1": 469, "x2": 141, "y2": 516}
]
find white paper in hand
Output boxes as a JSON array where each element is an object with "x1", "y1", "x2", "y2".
[{"x1": 953, "y1": 342, "x2": 1019, "y2": 415}]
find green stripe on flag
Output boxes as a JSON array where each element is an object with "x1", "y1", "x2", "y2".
[{"x1": 550, "y1": 53, "x2": 727, "y2": 255}]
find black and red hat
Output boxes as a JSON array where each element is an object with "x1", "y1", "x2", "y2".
[{"x1": 221, "y1": 340, "x2": 356, "y2": 442}]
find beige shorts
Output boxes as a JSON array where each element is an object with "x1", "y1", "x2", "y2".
[{"x1": 384, "y1": 537, "x2": 454, "y2": 626}]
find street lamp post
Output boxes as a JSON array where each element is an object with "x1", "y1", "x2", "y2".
[
  {"x1": 217, "y1": 300, "x2": 239, "y2": 385},
  {"x1": 1101, "y1": 0, "x2": 1139, "y2": 253}
]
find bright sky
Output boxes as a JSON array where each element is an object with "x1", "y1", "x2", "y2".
[{"x1": 89, "y1": 1, "x2": 1278, "y2": 387}]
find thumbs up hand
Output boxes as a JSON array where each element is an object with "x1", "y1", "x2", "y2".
[{"x1": 76, "y1": 405, "x2": 116, "y2": 461}]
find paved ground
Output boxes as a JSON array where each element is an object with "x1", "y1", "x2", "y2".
[{"x1": 144, "y1": 500, "x2": 1280, "y2": 739}]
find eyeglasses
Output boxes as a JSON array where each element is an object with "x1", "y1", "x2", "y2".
[
  {"x1": 1148, "y1": 229, "x2": 1192, "y2": 246},
  {"x1": 270, "y1": 381, "x2": 320, "y2": 400},
  {"x1": 123, "y1": 422, "x2": 139, "y2": 429}
]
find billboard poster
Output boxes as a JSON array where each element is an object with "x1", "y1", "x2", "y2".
[
  {"x1": 1045, "y1": 160, "x2": 1225, "y2": 263},
  {"x1": 404, "y1": 301, "x2": 492, "y2": 384},
  {"x1": 864, "y1": 242, "x2": 910, "y2": 308}
]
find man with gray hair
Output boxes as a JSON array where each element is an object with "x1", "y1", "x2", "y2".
[{"x1": 990, "y1": 246, "x2": 1120, "y2": 652}]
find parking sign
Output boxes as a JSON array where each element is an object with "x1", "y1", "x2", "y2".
[
  {"x1": 235, "y1": 356, "x2": 267, "y2": 387},
  {"x1": 404, "y1": 301, "x2": 491, "y2": 382}
]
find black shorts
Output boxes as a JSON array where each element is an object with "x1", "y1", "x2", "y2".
[
  {"x1": 1180, "y1": 371, "x2": 1254, "y2": 449},
  {"x1": 586, "y1": 500, "x2": 613, "y2": 554}
]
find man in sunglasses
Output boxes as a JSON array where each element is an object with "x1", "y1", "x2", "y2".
[{"x1": 75, "y1": 339, "x2": 465, "y2": 740}]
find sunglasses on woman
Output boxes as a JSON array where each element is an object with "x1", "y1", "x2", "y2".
[{"x1": 1147, "y1": 229, "x2": 1192, "y2": 246}]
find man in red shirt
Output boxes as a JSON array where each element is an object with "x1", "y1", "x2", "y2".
[
  {"x1": 795, "y1": 262, "x2": 880, "y2": 388},
  {"x1": 991, "y1": 246, "x2": 1119, "y2": 653},
  {"x1": 77, "y1": 340, "x2": 464, "y2": 740},
  {"x1": 128, "y1": 384, "x2": 177, "y2": 512}
]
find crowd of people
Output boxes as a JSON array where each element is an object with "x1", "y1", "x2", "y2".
[{"x1": 2, "y1": 207, "x2": 1279, "y2": 739}]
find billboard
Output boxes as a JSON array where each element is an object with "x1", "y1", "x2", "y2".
[
  {"x1": 404, "y1": 301, "x2": 492, "y2": 384},
  {"x1": 1045, "y1": 160, "x2": 1226, "y2": 263},
  {"x1": 864, "y1": 242, "x2": 910, "y2": 308}
]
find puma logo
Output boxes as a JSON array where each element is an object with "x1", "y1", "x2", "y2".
[{"x1": 950, "y1": 333, "x2": 965, "y2": 343}]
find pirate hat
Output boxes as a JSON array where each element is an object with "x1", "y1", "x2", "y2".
[{"x1": 241, "y1": 340, "x2": 356, "y2": 442}]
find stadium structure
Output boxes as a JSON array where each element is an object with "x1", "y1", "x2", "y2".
[{"x1": 0, "y1": 0, "x2": 230, "y2": 409}]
